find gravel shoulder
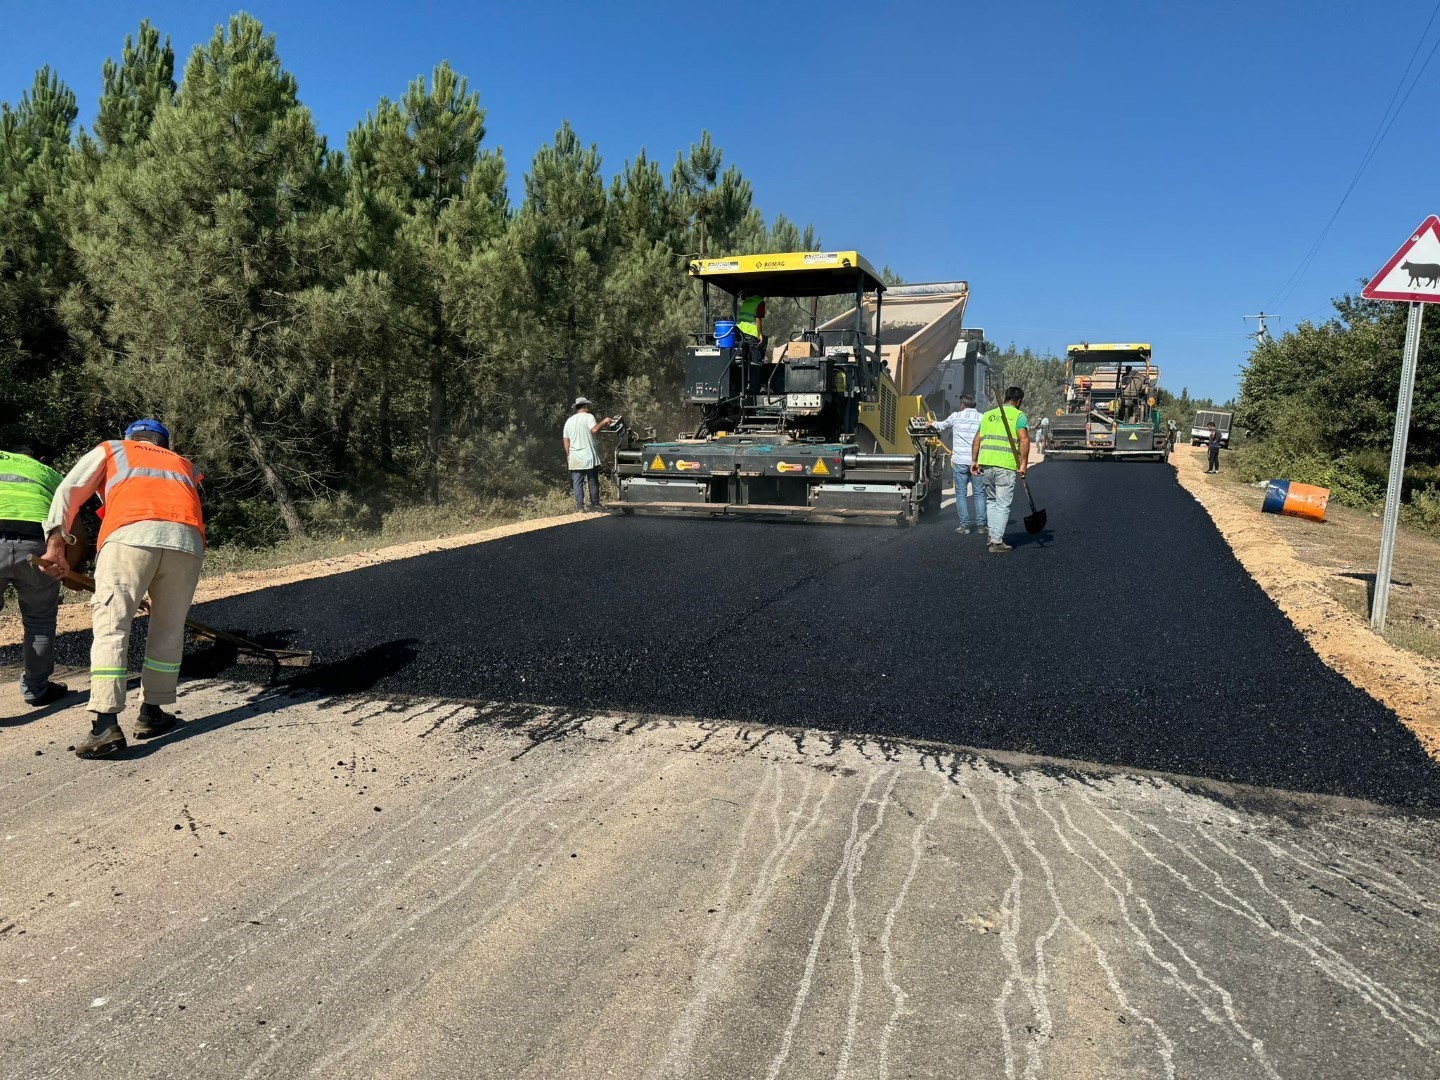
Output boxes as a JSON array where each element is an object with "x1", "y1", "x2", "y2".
[{"x1": 1172, "y1": 448, "x2": 1440, "y2": 757}]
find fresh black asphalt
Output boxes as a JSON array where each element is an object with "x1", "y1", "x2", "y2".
[{"x1": 12, "y1": 462, "x2": 1440, "y2": 807}]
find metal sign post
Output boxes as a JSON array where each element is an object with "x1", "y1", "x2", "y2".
[
  {"x1": 1361, "y1": 215, "x2": 1440, "y2": 631},
  {"x1": 1371, "y1": 300, "x2": 1423, "y2": 630}
]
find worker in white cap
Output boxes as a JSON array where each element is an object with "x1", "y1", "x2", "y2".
[{"x1": 563, "y1": 398, "x2": 618, "y2": 512}]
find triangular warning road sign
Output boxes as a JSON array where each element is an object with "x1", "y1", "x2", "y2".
[
  {"x1": 1363, "y1": 215, "x2": 1440, "y2": 303},
  {"x1": 812, "y1": 458, "x2": 829, "y2": 475},
  {"x1": 650, "y1": 455, "x2": 666, "y2": 470}
]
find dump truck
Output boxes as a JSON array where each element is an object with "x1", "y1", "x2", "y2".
[
  {"x1": 1043, "y1": 342, "x2": 1169, "y2": 461},
  {"x1": 612, "y1": 251, "x2": 966, "y2": 523},
  {"x1": 1190, "y1": 408, "x2": 1233, "y2": 448}
]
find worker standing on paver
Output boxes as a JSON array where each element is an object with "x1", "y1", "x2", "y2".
[
  {"x1": 37, "y1": 420, "x2": 205, "y2": 759},
  {"x1": 0, "y1": 441, "x2": 70, "y2": 708},
  {"x1": 971, "y1": 387, "x2": 1030, "y2": 553},
  {"x1": 1205, "y1": 423, "x2": 1222, "y2": 474},
  {"x1": 737, "y1": 293, "x2": 766, "y2": 357},
  {"x1": 931, "y1": 393, "x2": 985, "y2": 535},
  {"x1": 563, "y1": 398, "x2": 617, "y2": 513}
]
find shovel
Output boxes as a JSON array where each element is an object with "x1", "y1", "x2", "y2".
[
  {"x1": 28, "y1": 557, "x2": 313, "y2": 668},
  {"x1": 993, "y1": 388, "x2": 1048, "y2": 534}
]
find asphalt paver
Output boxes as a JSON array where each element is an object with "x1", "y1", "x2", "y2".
[{"x1": 13, "y1": 462, "x2": 1439, "y2": 806}]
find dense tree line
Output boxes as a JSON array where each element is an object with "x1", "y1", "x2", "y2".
[
  {"x1": 1, "y1": 15, "x2": 831, "y2": 545},
  {"x1": 1234, "y1": 291, "x2": 1440, "y2": 525}
]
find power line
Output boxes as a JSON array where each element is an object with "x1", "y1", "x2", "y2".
[{"x1": 1266, "y1": 0, "x2": 1440, "y2": 311}]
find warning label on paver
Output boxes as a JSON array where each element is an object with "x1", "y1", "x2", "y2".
[
  {"x1": 650, "y1": 456, "x2": 666, "y2": 470},
  {"x1": 777, "y1": 463, "x2": 804, "y2": 473},
  {"x1": 812, "y1": 459, "x2": 829, "y2": 475}
]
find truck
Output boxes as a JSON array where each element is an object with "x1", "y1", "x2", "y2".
[
  {"x1": 1042, "y1": 342, "x2": 1169, "y2": 461},
  {"x1": 612, "y1": 251, "x2": 967, "y2": 523},
  {"x1": 1191, "y1": 409, "x2": 1233, "y2": 448}
]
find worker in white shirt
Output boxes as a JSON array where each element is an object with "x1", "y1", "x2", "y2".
[
  {"x1": 562, "y1": 397, "x2": 617, "y2": 512},
  {"x1": 931, "y1": 393, "x2": 985, "y2": 535}
]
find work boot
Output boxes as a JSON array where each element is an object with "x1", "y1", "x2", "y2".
[
  {"x1": 988, "y1": 540, "x2": 1013, "y2": 553},
  {"x1": 132, "y1": 703, "x2": 179, "y2": 740},
  {"x1": 23, "y1": 681, "x2": 70, "y2": 708},
  {"x1": 75, "y1": 714, "x2": 126, "y2": 759}
]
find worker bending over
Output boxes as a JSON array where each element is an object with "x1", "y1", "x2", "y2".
[
  {"x1": 0, "y1": 441, "x2": 69, "y2": 707},
  {"x1": 971, "y1": 387, "x2": 1030, "y2": 553},
  {"x1": 40, "y1": 420, "x2": 205, "y2": 759}
]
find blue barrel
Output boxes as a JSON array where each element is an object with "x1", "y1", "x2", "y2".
[
  {"x1": 714, "y1": 319, "x2": 738, "y2": 348},
  {"x1": 1262, "y1": 480, "x2": 1289, "y2": 514}
]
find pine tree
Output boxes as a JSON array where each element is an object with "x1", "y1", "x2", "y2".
[
  {"x1": 70, "y1": 14, "x2": 335, "y2": 536},
  {"x1": 93, "y1": 20, "x2": 175, "y2": 154},
  {"x1": 348, "y1": 61, "x2": 508, "y2": 503},
  {"x1": 0, "y1": 67, "x2": 79, "y2": 448}
]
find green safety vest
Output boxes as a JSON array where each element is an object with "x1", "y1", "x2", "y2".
[
  {"x1": 975, "y1": 406, "x2": 1027, "y2": 469},
  {"x1": 737, "y1": 296, "x2": 763, "y2": 339},
  {"x1": 0, "y1": 451, "x2": 62, "y2": 523}
]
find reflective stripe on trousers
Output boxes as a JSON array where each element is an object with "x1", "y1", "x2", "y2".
[{"x1": 87, "y1": 542, "x2": 202, "y2": 715}]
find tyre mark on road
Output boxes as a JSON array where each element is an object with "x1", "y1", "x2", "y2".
[
  {"x1": 286, "y1": 753, "x2": 663, "y2": 1079},
  {"x1": 996, "y1": 774, "x2": 1177, "y2": 1080},
  {"x1": 23, "y1": 715, "x2": 608, "y2": 1078},
  {"x1": 1042, "y1": 797, "x2": 1279, "y2": 1078},
  {"x1": 1084, "y1": 793, "x2": 1439, "y2": 1049},
  {"x1": 961, "y1": 764, "x2": 1046, "y2": 1080},
  {"x1": 651, "y1": 764, "x2": 838, "y2": 1080},
  {"x1": 835, "y1": 768, "x2": 901, "y2": 1080},
  {"x1": 877, "y1": 780, "x2": 950, "y2": 1080},
  {"x1": 764, "y1": 768, "x2": 895, "y2": 1080}
]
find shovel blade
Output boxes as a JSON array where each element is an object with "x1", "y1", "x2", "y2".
[{"x1": 1024, "y1": 509, "x2": 1047, "y2": 534}]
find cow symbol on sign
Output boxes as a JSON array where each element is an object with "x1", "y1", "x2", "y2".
[{"x1": 1402, "y1": 260, "x2": 1440, "y2": 288}]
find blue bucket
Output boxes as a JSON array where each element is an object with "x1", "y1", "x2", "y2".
[{"x1": 714, "y1": 320, "x2": 738, "y2": 348}]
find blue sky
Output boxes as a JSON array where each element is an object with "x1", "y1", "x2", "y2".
[{"x1": 4, "y1": 0, "x2": 1438, "y2": 401}]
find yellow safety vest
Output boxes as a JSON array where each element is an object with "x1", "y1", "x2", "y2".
[
  {"x1": 737, "y1": 296, "x2": 763, "y2": 339},
  {"x1": 0, "y1": 451, "x2": 62, "y2": 523},
  {"x1": 975, "y1": 406, "x2": 1026, "y2": 469}
]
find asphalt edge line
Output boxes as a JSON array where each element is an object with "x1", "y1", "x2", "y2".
[
  {"x1": 1170, "y1": 450, "x2": 1440, "y2": 760},
  {"x1": 0, "y1": 510, "x2": 595, "y2": 650}
]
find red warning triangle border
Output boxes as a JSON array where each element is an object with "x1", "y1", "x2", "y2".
[{"x1": 1362, "y1": 214, "x2": 1440, "y2": 303}]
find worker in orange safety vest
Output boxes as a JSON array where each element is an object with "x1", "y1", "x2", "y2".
[{"x1": 39, "y1": 420, "x2": 205, "y2": 759}]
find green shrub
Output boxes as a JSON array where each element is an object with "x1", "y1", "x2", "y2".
[
  {"x1": 204, "y1": 497, "x2": 288, "y2": 549},
  {"x1": 1230, "y1": 441, "x2": 1382, "y2": 508},
  {"x1": 1401, "y1": 485, "x2": 1440, "y2": 536}
]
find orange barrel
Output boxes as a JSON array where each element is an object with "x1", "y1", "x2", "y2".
[{"x1": 1261, "y1": 479, "x2": 1330, "y2": 522}]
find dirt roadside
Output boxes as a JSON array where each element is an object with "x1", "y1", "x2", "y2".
[
  {"x1": 1173, "y1": 447, "x2": 1440, "y2": 757},
  {"x1": 0, "y1": 510, "x2": 590, "y2": 649}
]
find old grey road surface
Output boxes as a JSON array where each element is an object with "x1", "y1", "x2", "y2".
[{"x1": 2, "y1": 682, "x2": 1438, "y2": 1079}]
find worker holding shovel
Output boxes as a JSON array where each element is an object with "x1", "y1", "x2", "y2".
[
  {"x1": 37, "y1": 420, "x2": 205, "y2": 759},
  {"x1": 971, "y1": 386, "x2": 1037, "y2": 552}
]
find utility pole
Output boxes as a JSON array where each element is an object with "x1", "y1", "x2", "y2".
[{"x1": 1244, "y1": 312, "x2": 1280, "y2": 344}]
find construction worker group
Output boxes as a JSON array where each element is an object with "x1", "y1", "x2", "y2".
[
  {"x1": 932, "y1": 387, "x2": 1030, "y2": 552},
  {"x1": 4, "y1": 390, "x2": 1029, "y2": 758},
  {"x1": 1, "y1": 420, "x2": 204, "y2": 759}
]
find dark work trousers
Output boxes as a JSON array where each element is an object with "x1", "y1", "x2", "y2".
[
  {"x1": 570, "y1": 468, "x2": 600, "y2": 510},
  {"x1": 0, "y1": 536, "x2": 59, "y2": 700},
  {"x1": 1208, "y1": 445, "x2": 1221, "y2": 472}
]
